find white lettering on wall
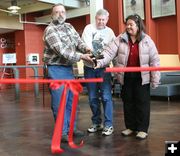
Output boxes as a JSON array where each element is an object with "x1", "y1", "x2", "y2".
[
  {"x1": 0, "y1": 38, "x2": 15, "y2": 49},
  {"x1": 0, "y1": 38, "x2": 7, "y2": 49}
]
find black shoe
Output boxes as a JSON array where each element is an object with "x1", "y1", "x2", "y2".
[
  {"x1": 73, "y1": 130, "x2": 85, "y2": 137},
  {"x1": 61, "y1": 135, "x2": 68, "y2": 143}
]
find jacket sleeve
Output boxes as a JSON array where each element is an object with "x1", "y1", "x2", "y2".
[
  {"x1": 97, "y1": 37, "x2": 119, "y2": 67},
  {"x1": 149, "y1": 38, "x2": 161, "y2": 88}
]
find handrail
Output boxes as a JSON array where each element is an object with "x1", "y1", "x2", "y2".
[{"x1": 0, "y1": 65, "x2": 44, "y2": 99}]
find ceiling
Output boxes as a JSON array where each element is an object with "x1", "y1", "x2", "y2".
[
  {"x1": 0, "y1": 0, "x2": 37, "y2": 8},
  {"x1": 0, "y1": 0, "x2": 88, "y2": 34},
  {"x1": 0, "y1": 28, "x2": 15, "y2": 34},
  {"x1": 0, "y1": 0, "x2": 51, "y2": 14}
]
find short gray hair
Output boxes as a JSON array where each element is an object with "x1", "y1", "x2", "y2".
[{"x1": 96, "y1": 9, "x2": 109, "y2": 17}]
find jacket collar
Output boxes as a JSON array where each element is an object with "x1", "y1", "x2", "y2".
[{"x1": 121, "y1": 31, "x2": 146, "y2": 43}]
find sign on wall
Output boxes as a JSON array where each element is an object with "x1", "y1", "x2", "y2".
[
  {"x1": 123, "y1": 0, "x2": 145, "y2": 21},
  {"x1": 0, "y1": 37, "x2": 15, "y2": 49},
  {"x1": 151, "y1": 0, "x2": 176, "y2": 18},
  {"x1": 27, "y1": 53, "x2": 39, "y2": 65},
  {"x1": 2, "y1": 53, "x2": 16, "y2": 64}
]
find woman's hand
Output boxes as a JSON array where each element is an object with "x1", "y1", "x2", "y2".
[{"x1": 94, "y1": 63, "x2": 101, "y2": 69}]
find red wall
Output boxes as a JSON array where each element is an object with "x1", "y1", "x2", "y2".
[
  {"x1": 104, "y1": 0, "x2": 179, "y2": 55},
  {"x1": 67, "y1": 15, "x2": 88, "y2": 36},
  {"x1": 0, "y1": 33, "x2": 15, "y2": 64},
  {"x1": 155, "y1": 16, "x2": 177, "y2": 54},
  {"x1": 0, "y1": 33, "x2": 15, "y2": 89},
  {"x1": 15, "y1": 23, "x2": 45, "y2": 90},
  {"x1": 104, "y1": 0, "x2": 124, "y2": 36}
]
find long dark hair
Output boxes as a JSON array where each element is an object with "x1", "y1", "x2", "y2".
[{"x1": 125, "y1": 14, "x2": 145, "y2": 42}]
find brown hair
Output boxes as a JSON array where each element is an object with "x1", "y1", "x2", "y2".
[{"x1": 125, "y1": 14, "x2": 145, "y2": 41}]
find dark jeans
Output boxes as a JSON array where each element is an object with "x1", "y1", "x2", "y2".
[
  {"x1": 48, "y1": 65, "x2": 77, "y2": 135},
  {"x1": 84, "y1": 66, "x2": 113, "y2": 127},
  {"x1": 121, "y1": 73, "x2": 150, "y2": 132}
]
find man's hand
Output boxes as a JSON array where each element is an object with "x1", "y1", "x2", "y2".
[
  {"x1": 85, "y1": 47, "x2": 92, "y2": 54},
  {"x1": 80, "y1": 54, "x2": 94, "y2": 64}
]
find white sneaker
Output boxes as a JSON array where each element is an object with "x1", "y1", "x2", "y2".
[
  {"x1": 102, "y1": 126, "x2": 114, "y2": 136},
  {"x1": 136, "y1": 131, "x2": 148, "y2": 139},
  {"x1": 121, "y1": 129, "x2": 134, "y2": 136},
  {"x1": 87, "y1": 124, "x2": 103, "y2": 133}
]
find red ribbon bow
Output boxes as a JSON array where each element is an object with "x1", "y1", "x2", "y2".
[{"x1": 50, "y1": 81, "x2": 83, "y2": 154}]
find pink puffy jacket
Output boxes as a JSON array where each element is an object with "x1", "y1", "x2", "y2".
[{"x1": 97, "y1": 32, "x2": 161, "y2": 88}]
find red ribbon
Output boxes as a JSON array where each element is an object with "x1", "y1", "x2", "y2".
[
  {"x1": 50, "y1": 81, "x2": 84, "y2": 154},
  {"x1": 68, "y1": 82, "x2": 84, "y2": 148},
  {"x1": 0, "y1": 78, "x2": 103, "y2": 154},
  {"x1": 50, "y1": 82, "x2": 66, "y2": 153},
  {"x1": 106, "y1": 67, "x2": 180, "y2": 73},
  {"x1": 0, "y1": 78, "x2": 103, "y2": 84}
]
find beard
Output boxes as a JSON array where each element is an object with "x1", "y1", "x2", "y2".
[{"x1": 52, "y1": 15, "x2": 66, "y2": 24}]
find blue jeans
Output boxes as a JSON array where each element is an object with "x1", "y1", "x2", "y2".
[
  {"x1": 48, "y1": 65, "x2": 76, "y2": 135},
  {"x1": 84, "y1": 66, "x2": 113, "y2": 127}
]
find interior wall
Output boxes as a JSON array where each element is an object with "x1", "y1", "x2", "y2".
[
  {"x1": 66, "y1": 15, "x2": 87, "y2": 36},
  {"x1": 0, "y1": 33, "x2": 15, "y2": 65},
  {"x1": 104, "y1": 0, "x2": 123, "y2": 36},
  {"x1": 104, "y1": 0, "x2": 180, "y2": 62},
  {"x1": 160, "y1": 54, "x2": 180, "y2": 67},
  {"x1": 15, "y1": 23, "x2": 45, "y2": 90},
  {"x1": 0, "y1": 33, "x2": 15, "y2": 89},
  {"x1": 155, "y1": 16, "x2": 177, "y2": 54}
]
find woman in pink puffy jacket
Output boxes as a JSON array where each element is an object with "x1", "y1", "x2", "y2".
[{"x1": 96, "y1": 14, "x2": 160, "y2": 139}]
